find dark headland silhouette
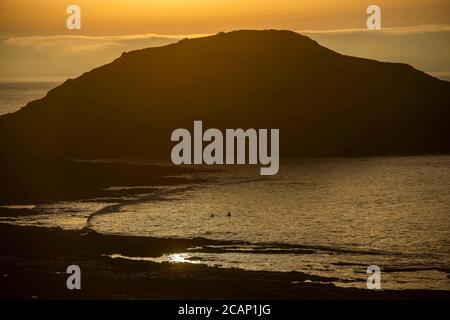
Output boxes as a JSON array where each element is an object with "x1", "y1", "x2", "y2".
[
  {"x1": 1, "y1": 30, "x2": 449, "y2": 160},
  {"x1": 0, "y1": 30, "x2": 449, "y2": 203}
]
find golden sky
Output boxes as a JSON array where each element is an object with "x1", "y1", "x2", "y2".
[
  {"x1": 1, "y1": 0, "x2": 449, "y2": 35},
  {"x1": 1, "y1": 0, "x2": 449, "y2": 81}
]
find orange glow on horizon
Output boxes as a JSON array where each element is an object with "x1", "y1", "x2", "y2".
[{"x1": 1, "y1": 0, "x2": 449, "y2": 35}]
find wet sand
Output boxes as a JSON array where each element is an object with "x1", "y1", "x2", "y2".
[{"x1": 0, "y1": 223, "x2": 449, "y2": 300}]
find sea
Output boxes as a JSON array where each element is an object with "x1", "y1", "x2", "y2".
[
  {"x1": 0, "y1": 82, "x2": 60, "y2": 115},
  {"x1": 1, "y1": 82, "x2": 449, "y2": 291}
]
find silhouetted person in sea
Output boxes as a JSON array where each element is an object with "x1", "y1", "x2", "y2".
[
  {"x1": 227, "y1": 212, "x2": 231, "y2": 217},
  {"x1": 211, "y1": 213, "x2": 214, "y2": 218}
]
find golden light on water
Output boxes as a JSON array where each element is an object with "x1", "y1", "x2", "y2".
[
  {"x1": 168, "y1": 253, "x2": 196, "y2": 264},
  {"x1": 109, "y1": 253, "x2": 201, "y2": 264}
]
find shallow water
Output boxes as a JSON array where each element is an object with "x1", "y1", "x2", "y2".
[
  {"x1": 90, "y1": 157, "x2": 450, "y2": 290},
  {"x1": 3, "y1": 156, "x2": 450, "y2": 290}
]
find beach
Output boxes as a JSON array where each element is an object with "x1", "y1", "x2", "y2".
[
  {"x1": 0, "y1": 223, "x2": 449, "y2": 300},
  {"x1": 2, "y1": 157, "x2": 450, "y2": 296}
]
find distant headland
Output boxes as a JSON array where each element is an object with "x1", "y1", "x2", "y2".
[{"x1": 0, "y1": 30, "x2": 448, "y2": 163}]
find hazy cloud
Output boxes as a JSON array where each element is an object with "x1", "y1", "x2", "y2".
[
  {"x1": 303, "y1": 25, "x2": 450, "y2": 80},
  {"x1": 0, "y1": 34, "x2": 189, "y2": 81},
  {"x1": 300, "y1": 24, "x2": 450, "y2": 35},
  {"x1": 0, "y1": 26, "x2": 448, "y2": 81}
]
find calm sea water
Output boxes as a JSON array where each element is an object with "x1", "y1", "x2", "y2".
[
  {"x1": 4, "y1": 156, "x2": 450, "y2": 290},
  {"x1": 1, "y1": 83, "x2": 449, "y2": 290},
  {"x1": 0, "y1": 82, "x2": 60, "y2": 115}
]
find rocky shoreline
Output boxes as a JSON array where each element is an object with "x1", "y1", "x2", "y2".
[{"x1": 0, "y1": 223, "x2": 449, "y2": 300}]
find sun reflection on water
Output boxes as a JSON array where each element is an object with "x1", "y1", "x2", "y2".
[
  {"x1": 168, "y1": 253, "x2": 196, "y2": 263},
  {"x1": 109, "y1": 253, "x2": 201, "y2": 265}
]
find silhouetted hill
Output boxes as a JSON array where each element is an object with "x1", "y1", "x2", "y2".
[{"x1": 0, "y1": 30, "x2": 449, "y2": 162}]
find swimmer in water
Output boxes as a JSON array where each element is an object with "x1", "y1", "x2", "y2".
[{"x1": 227, "y1": 212, "x2": 231, "y2": 217}]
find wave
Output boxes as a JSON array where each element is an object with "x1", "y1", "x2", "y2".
[{"x1": 85, "y1": 185, "x2": 196, "y2": 225}]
